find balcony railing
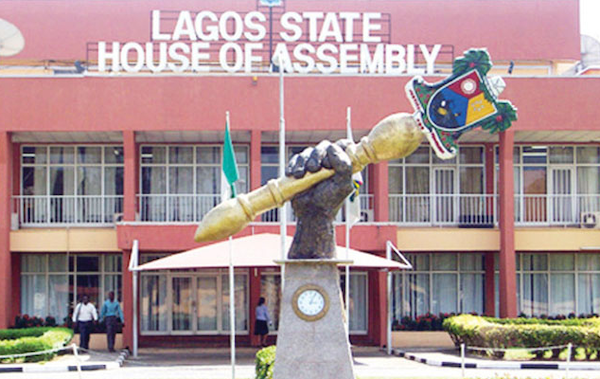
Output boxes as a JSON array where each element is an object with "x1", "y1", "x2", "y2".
[
  {"x1": 138, "y1": 194, "x2": 221, "y2": 222},
  {"x1": 13, "y1": 195, "x2": 123, "y2": 226},
  {"x1": 138, "y1": 193, "x2": 374, "y2": 223},
  {"x1": 515, "y1": 194, "x2": 600, "y2": 225},
  {"x1": 13, "y1": 193, "x2": 599, "y2": 227},
  {"x1": 389, "y1": 193, "x2": 600, "y2": 227},
  {"x1": 389, "y1": 194, "x2": 497, "y2": 226}
]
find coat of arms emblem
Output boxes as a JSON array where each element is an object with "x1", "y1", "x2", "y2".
[{"x1": 406, "y1": 49, "x2": 517, "y2": 159}]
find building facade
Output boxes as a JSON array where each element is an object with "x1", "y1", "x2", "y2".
[{"x1": 1, "y1": 0, "x2": 599, "y2": 348}]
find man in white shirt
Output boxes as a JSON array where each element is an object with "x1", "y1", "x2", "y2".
[{"x1": 72, "y1": 295, "x2": 98, "y2": 350}]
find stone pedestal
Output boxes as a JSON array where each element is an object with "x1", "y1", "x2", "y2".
[{"x1": 273, "y1": 260, "x2": 355, "y2": 379}]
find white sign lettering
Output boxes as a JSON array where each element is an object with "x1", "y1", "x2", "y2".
[{"x1": 97, "y1": 10, "x2": 442, "y2": 74}]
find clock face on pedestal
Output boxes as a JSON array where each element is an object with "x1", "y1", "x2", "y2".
[{"x1": 292, "y1": 284, "x2": 330, "y2": 321}]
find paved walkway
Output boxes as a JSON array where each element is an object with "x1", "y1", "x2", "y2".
[{"x1": 1, "y1": 347, "x2": 599, "y2": 378}]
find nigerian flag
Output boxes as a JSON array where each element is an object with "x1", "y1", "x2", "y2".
[{"x1": 221, "y1": 114, "x2": 239, "y2": 202}]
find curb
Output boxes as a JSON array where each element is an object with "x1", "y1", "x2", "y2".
[
  {"x1": 393, "y1": 349, "x2": 600, "y2": 371},
  {"x1": 0, "y1": 349, "x2": 129, "y2": 374}
]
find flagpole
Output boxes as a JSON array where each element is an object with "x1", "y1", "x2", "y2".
[
  {"x1": 226, "y1": 111, "x2": 236, "y2": 379},
  {"x1": 344, "y1": 107, "x2": 351, "y2": 336},
  {"x1": 278, "y1": 53, "x2": 286, "y2": 289}
]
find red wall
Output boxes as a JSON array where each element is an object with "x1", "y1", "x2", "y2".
[
  {"x1": 1, "y1": 76, "x2": 600, "y2": 134},
  {"x1": 2, "y1": 0, "x2": 579, "y2": 62}
]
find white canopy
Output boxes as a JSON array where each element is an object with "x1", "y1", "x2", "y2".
[{"x1": 136, "y1": 233, "x2": 408, "y2": 271}]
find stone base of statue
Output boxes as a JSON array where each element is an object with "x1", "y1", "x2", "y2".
[{"x1": 272, "y1": 260, "x2": 356, "y2": 379}]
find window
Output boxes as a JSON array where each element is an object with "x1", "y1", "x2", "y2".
[
  {"x1": 510, "y1": 253, "x2": 600, "y2": 317},
  {"x1": 260, "y1": 272, "x2": 281, "y2": 331},
  {"x1": 20, "y1": 254, "x2": 122, "y2": 323},
  {"x1": 340, "y1": 272, "x2": 368, "y2": 333},
  {"x1": 495, "y1": 145, "x2": 600, "y2": 225},
  {"x1": 140, "y1": 268, "x2": 248, "y2": 335},
  {"x1": 259, "y1": 270, "x2": 368, "y2": 333},
  {"x1": 392, "y1": 253, "x2": 485, "y2": 319},
  {"x1": 388, "y1": 145, "x2": 485, "y2": 224},
  {"x1": 139, "y1": 145, "x2": 249, "y2": 222},
  {"x1": 20, "y1": 145, "x2": 124, "y2": 225}
]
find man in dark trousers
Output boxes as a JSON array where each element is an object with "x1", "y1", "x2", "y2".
[
  {"x1": 100, "y1": 291, "x2": 124, "y2": 352},
  {"x1": 72, "y1": 295, "x2": 98, "y2": 350}
]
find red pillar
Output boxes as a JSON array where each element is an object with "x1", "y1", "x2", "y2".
[
  {"x1": 484, "y1": 252, "x2": 495, "y2": 316},
  {"x1": 122, "y1": 249, "x2": 134, "y2": 348},
  {"x1": 373, "y1": 162, "x2": 389, "y2": 222},
  {"x1": 0, "y1": 132, "x2": 12, "y2": 328},
  {"x1": 498, "y1": 130, "x2": 517, "y2": 318},
  {"x1": 250, "y1": 130, "x2": 262, "y2": 191},
  {"x1": 123, "y1": 131, "x2": 137, "y2": 222}
]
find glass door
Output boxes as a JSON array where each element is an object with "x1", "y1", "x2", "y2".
[
  {"x1": 172, "y1": 276, "x2": 194, "y2": 333},
  {"x1": 434, "y1": 168, "x2": 456, "y2": 224},
  {"x1": 551, "y1": 168, "x2": 574, "y2": 224}
]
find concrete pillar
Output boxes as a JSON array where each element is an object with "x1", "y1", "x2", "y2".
[
  {"x1": 0, "y1": 132, "x2": 12, "y2": 328},
  {"x1": 250, "y1": 130, "x2": 262, "y2": 191},
  {"x1": 249, "y1": 267, "x2": 262, "y2": 346},
  {"x1": 376, "y1": 270, "x2": 388, "y2": 349},
  {"x1": 498, "y1": 130, "x2": 517, "y2": 318},
  {"x1": 373, "y1": 162, "x2": 389, "y2": 222},
  {"x1": 123, "y1": 131, "x2": 137, "y2": 222}
]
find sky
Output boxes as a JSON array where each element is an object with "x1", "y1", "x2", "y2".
[{"x1": 580, "y1": 0, "x2": 600, "y2": 41}]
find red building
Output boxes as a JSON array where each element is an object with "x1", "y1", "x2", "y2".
[{"x1": 1, "y1": 0, "x2": 599, "y2": 348}]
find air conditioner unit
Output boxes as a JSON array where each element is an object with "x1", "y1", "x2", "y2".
[
  {"x1": 10, "y1": 213, "x2": 19, "y2": 231},
  {"x1": 580, "y1": 212, "x2": 600, "y2": 229},
  {"x1": 360, "y1": 209, "x2": 374, "y2": 222}
]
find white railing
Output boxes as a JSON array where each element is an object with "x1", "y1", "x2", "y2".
[
  {"x1": 389, "y1": 194, "x2": 497, "y2": 226},
  {"x1": 389, "y1": 193, "x2": 600, "y2": 227},
  {"x1": 138, "y1": 194, "x2": 221, "y2": 222},
  {"x1": 13, "y1": 195, "x2": 123, "y2": 226},
  {"x1": 260, "y1": 194, "x2": 375, "y2": 223},
  {"x1": 515, "y1": 194, "x2": 600, "y2": 226}
]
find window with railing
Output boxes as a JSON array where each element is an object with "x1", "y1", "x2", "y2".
[
  {"x1": 388, "y1": 145, "x2": 489, "y2": 225},
  {"x1": 17, "y1": 145, "x2": 124, "y2": 226},
  {"x1": 495, "y1": 145, "x2": 600, "y2": 226},
  {"x1": 139, "y1": 145, "x2": 249, "y2": 222}
]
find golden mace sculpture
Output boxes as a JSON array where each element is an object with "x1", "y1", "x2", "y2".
[
  {"x1": 194, "y1": 49, "x2": 517, "y2": 243},
  {"x1": 194, "y1": 113, "x2": 423, "y2": 243}
]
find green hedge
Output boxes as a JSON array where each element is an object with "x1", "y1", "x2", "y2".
[
  {"x1": 255, "y1": 345, "x2": 276, "y2": 379},
  {"x1": 443, "y1": 315, "x2": 600, "y2": 360},
  {"x1": 0, "y1": 327, "x2": 73, "y2": 363}
]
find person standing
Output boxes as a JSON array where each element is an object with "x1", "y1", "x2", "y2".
[
  {"x1": 254, "y1": 297, "x2": 271, "y2": 347},
  {"x1": 72, "y1": 295, "x2": 98, "y2": 351},
  {"x1": 100, "y1": 291, "x2": 124, "y2": 352}
]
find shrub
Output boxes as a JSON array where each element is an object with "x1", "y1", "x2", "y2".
[
  {"x1": 0, "y1": 327, "x2": 73, "y2": 363},
  {"x1": 443, "y1": 314, "x2": 600, "y2": 360},
  {"x1": 255, "y1": 345, "x2": 276, "y2": 379},
  {"x1": 13, "y1": 315, "x2": 58, "y2": 329}
]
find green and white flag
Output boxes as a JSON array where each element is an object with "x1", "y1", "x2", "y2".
[{"x1": 221, "y1": 113, "x2": 239, "y2": 203}]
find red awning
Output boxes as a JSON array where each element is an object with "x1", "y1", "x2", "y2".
[{"x1": 135, "y1": 233, "x2": 408, "y2": 271}]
